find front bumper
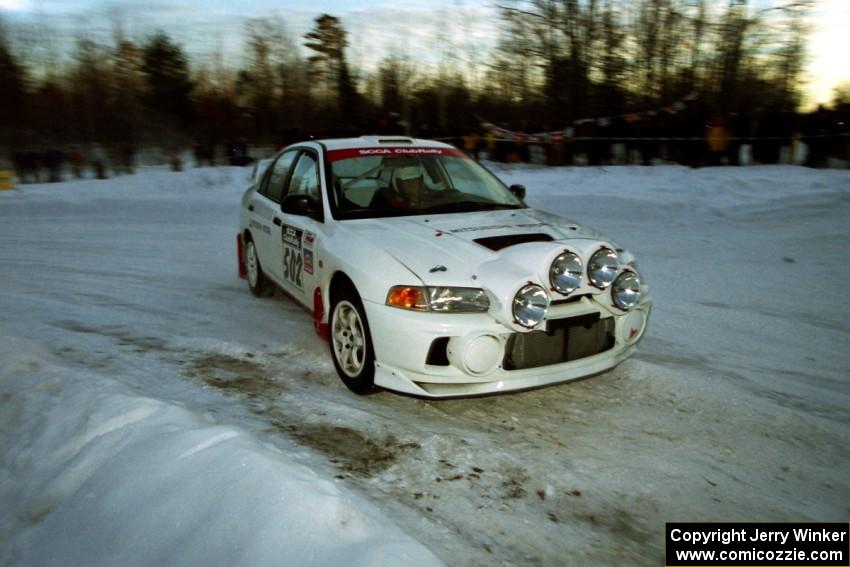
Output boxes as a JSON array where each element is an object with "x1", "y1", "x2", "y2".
[{"x1": 363, "y1": 295, "x2": 651, "y2": 398}]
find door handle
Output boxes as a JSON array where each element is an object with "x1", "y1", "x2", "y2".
[
  {"x1": 273, "y1": 217, "x2": 282, "y2": 226},
  {"x1": 248, "y1": 204, "x2": 254, "y2": 212}
]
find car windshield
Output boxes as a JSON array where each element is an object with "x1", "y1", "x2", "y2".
[{"x1": 328, "y1": 147, "x2": 525, "y2": 219}]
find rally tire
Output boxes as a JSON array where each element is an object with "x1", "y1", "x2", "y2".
[
  {"x1": 330, "y1": 285, "x2": 376, "y2": 395},
  {"x1": 245, "y1": 237, "x2": 273, "y2": 297}
]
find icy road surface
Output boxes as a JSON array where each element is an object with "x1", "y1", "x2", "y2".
[{"x1": 1, "y1": 164, "x2": 849, "y2": 566}]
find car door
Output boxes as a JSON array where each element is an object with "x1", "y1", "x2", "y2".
[
  {"x1": 276, "y1": 149, "x2": 325, "y2": 306},
  {"x1": 249, "y1": 150, "x2": 297, "y2": 283}
]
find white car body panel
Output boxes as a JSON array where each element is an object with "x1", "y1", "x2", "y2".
[{"x1": 238, "y1": 137, "x2": 651, "y2": 397}]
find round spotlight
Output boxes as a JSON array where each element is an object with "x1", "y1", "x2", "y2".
[
  {"x1": 512, "y1": 284, "x2": 549, "y2": 329},
  {"x1": 588, "y1": 247, "x2": 619, "y2": 289},
  {"x1": 612, "y1": 270, "x2": 641, "y2": 310},
  {"x1": 549, "y1": 251, "x2": 582, "y2": 295}
]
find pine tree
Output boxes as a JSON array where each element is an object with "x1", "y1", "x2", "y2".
[
  {"x1": 141, "y1": 32, "x2": 194, "y2": 130},
  {"x1": 304, "y1": 14, "x2": 357, "y2": 119}
]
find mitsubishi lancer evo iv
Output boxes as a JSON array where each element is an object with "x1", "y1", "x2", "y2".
[{"x1": 237, "y1": 136, "x2": 651, "y2": 397}]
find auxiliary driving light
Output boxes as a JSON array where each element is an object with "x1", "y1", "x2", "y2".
[
  {"x1": 612, "y1": 270, "x2": 641, "y2": 311},
  {"x1": 588, "y1": 247, "x2": 619, "y2": 289},
  {"x1": 549, "y1": 250, "x2": 582, "y2": 295},
  {"x1": 512, "y1": 283, "x2": 549, "y2": 329}
]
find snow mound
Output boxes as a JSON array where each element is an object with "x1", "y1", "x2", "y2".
[{"x1": 0, "y1": 335, "x2": 443, "y2": 567}]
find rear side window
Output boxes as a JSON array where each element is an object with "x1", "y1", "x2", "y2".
[{"x1": 261, "y1": 151, "x2": 297, "y2": 202}]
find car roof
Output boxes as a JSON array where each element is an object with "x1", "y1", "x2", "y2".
[{"x1": 313, "y1": 136, "x2": 456, "y2": 151}]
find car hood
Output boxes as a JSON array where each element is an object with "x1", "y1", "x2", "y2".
[{"x1": 341, "y1": 208, "x2": 610, "y2": 286}]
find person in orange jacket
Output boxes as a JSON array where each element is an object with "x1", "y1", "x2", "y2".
[{"x1": 706, "y1": 117, "x2": 730, "y2": 165}]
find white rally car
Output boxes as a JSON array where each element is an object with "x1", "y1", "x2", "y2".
[{"x1": 237, "y1": 137, "x2": 650, "y2": 397}]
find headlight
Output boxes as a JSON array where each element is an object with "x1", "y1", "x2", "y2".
[
  {"x1": 549, "y1": 250, "x2": 582, "y2": 295},
  {"x1": 386, "y1": 286, "x2": 489, "y2": 312},
  {"x1": 427, "y1": 287, "x2": 489, "y2": 312},
  {"x1": 588, "y1": 247, "x2": 618, "y2": 289},
  {"x1": 612, "y1": 270, "x2": 641, "y2": 310},
  {"x1": 512, "y1": 283, "x2": 549, "y2": 328}
]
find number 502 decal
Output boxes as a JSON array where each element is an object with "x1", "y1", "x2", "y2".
[
  {"x1": 283, "y1": 247, "x2": 303, "y2": 288},
  {"x1": 281, "y1": 223, "x2": 304, "y2": 289}
]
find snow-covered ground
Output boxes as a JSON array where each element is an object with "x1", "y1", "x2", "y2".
[{"x1": 1, "y1": 163, "x2": 848, "y2": 566}]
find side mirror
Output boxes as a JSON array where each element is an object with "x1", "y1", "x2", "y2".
[
  {"x1": 282, "y1": 193, "x2": 320, "y2": 219},
  {"x1": 509, "y1": 184, "x2": 526, "y2": 200}
]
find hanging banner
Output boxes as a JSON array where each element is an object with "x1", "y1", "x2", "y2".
[{"x1": 475, "y1": 91, "x2": 699, "y2": 142}]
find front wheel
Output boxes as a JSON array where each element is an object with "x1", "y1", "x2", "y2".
[{"x1": 330, "y1": 287, "x2": 375, "y2": 395}]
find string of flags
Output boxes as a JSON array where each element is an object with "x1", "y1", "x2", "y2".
[{"x1": 478, "y1": 92, "x2": 700, "y2": 142}]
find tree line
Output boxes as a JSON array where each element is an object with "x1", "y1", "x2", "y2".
[{"x1": 0, "y1": 0, "x2": 842, "y2": 152}]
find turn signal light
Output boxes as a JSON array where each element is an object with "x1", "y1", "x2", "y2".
[{"x1": 386, "y1": 286, "x2": 428, "y2": 310}]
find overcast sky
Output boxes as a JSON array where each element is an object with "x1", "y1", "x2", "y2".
[{"x1": 1, "y1": 0, "x2": 847, "y2": 108}]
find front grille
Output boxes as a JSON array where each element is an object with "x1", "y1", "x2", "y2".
[{"x1": 503, "y1": 314, "x2": 615, "y2": 371}]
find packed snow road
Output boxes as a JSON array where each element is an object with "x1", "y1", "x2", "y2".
[{"x1": 2, "y1": 164, "x2": 849, "y2": 566}]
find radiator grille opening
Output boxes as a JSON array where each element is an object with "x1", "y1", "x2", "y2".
[{"x1": 503, "y1": 315, "x2": 615, "y2": 371}]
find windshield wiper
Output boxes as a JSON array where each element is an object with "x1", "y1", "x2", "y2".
[
  {"x1": 338, "y1": 207, "x2": 424, "y2": 219},
  {"x1": 423, "y1": 201, "x2": 522, "y2": 213}
]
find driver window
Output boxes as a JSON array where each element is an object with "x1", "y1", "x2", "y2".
[
  {"x1": 262, "y1": 151, "x2": 297, "y2": 203},
  {"x1": 286, "y1": 153, "x2": 320, "y2": 200}
]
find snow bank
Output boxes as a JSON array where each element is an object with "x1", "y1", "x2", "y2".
[{"x1": 0, "y1": 335, "x2": 443, "y2": 567}]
